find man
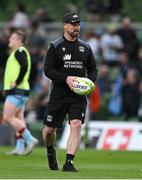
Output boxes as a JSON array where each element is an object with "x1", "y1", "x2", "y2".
[
  {"x1": 3, "y1": 30, "x2": 38, "y2": 155},
  {"x1": 42, "y1": 12, "x2": 98, "y2": 172}
]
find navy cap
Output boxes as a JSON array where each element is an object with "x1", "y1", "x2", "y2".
[{"x1": 63, "y1": 12, "x2": 81, "y2": 23}]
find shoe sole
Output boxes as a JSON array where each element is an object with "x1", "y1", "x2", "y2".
[
  {"x1": 6, "y1": 151, "x2": 24, "y2": 155},
  {"x1": 62, "y1": 169, "x2": 78, "y2": 172}
]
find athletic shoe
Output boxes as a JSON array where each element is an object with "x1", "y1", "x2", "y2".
[
  {"x1": 24, "y1": 137, "x2": 39, "y2": 155},
  {"x1": 48, "y1": 149, "x2": 59, "y2": 170},
  {"x1": 6, "y1": 149, "x2": 24, "y2": 155},
  {"x1": 62, "y1": 160, "x2": 78, "y2": 172}
]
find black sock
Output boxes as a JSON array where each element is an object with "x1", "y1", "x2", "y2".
[
  {"x1": 66, "y1": 153, "x2": 75, "y2": 163},
  {"x1": 47, "y1": 145, "x2": 54, "y2": 156}
]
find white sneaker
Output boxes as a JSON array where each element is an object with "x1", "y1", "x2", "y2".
[
  {"x1": 6, "y1": 149, "x2": 25, "y2": 155},
  {"x1": 24, "y1": 138, "x2": 39, "y2": 155}
]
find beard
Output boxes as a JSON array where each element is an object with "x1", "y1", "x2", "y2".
[{"x1": 70, "y1": 30, "x2": 79, "y2": 37}]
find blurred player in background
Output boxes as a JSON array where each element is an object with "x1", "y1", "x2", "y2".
[
  {"x1": 3, "y1": 30, "x2": 38, "y2": 155},
  {"x1": 42, "y1": 12, "x2": 98, "y2": 172}
]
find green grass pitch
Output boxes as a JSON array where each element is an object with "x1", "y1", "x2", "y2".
[{"x1": 0, "y1": 147, "x2": 142, "y2": 179}]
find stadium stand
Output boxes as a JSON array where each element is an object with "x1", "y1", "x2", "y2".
[{"x1": 0, "y1": 0, "x2": 142, "y2": 146}]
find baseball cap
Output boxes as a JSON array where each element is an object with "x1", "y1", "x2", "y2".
[{"x1": 63, "y1": 12, "x2": 81, "y2": 24}]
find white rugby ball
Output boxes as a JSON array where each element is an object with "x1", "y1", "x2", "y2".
[{"x1": 72, "y1": 77, "x2": 95, "y2": 95}]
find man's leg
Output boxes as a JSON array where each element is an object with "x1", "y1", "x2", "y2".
[
  {"x1": 42, "y1": 125, "x2": 59, "y2": 170},
  {"x1": 15, "y1": 109, "x2": 26, "y2": 153},
  {"x1": 3, "y1": 101, "x2": 38, "y2": 155},
  {"x1": 6, "y1": 109, "x2": 26, "y2": 155},
  {"x1": 6, "y1": 133, "x2": 25, "y2": 155},
  {"x1": 62, "y1": 119, "x2": 81, "y2": 172}
]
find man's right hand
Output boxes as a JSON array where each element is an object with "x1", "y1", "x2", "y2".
[{"x1": 66, "y1": 76, "x2": 77, "y2": 90}]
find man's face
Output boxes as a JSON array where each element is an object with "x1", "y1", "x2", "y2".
[
  {"x1": 8, "y1": 33, "x2": 21, "y2": 49},
  {"x1": 64, "y1": 22, "x2": 80, "y2": 38}
]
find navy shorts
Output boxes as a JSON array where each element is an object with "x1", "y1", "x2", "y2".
[{"x1": 43, "y1": 102, "x2": 87, "y2": 128}]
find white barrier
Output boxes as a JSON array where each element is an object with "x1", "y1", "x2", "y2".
[{"x1": 58, "y1": 121, "x2": 142, "y2": 151}]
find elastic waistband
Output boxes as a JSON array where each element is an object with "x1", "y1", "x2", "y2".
[{"x1": 5, "y1": 89, "x2": 30, "y2": 96}]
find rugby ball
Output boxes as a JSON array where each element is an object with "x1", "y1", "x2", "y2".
[{"x1": 72, "y1": 77, "x2": 95, "y2": 95}]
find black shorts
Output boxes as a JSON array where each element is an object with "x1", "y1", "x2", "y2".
[{"x1": 43, "y1": 102, "x2": 87, "y2": 128}]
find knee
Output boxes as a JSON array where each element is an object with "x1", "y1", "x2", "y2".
[
  {"x1": 70, "y1": 120, "x2": 82, "y2": 131},
  {"x1": 42, "y1": 126, "x2": 56, "y2": 136},
  {"x1": 3, "y1": 113, "x2": 11, "y2": 123}
]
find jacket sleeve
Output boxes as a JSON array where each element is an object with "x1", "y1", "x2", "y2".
[
  {"x1": 15, "y1": 49, "x2": 28, "y2": 85},
  {"x1": 86, "y1": 47, "x2": 98, "y2": 82},
  {"x1": 44, "y1": 44, "x2": 68, "y2": 83}
]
